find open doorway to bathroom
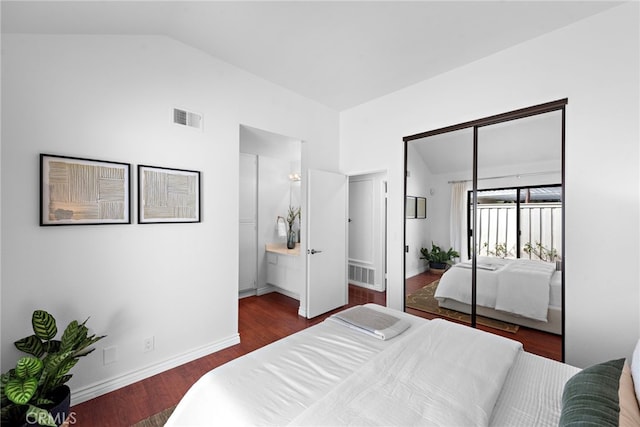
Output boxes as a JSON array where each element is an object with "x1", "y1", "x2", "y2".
[
  {"x1": 348, "y1": 171, "x2": 387, "y2": 306},
  {"x1": 238, "y1": 125, "x2": 302, "y2": 304}
]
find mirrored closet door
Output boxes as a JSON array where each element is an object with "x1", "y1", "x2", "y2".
[{"x1": 403, "y1": 100, "x2": 566, "y2": 361}]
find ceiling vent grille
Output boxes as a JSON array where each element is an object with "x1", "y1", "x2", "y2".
[{"x1": 173, "y1": 108, "x2": 203, "y2": 130}]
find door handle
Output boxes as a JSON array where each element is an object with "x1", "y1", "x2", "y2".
[{"x1": 308, "y1": 249, "x2": 323, "y2": 255}]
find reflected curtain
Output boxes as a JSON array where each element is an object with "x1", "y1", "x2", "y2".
[{"x1": 450, "y1": 181, "x2": 471, "y2": 260}]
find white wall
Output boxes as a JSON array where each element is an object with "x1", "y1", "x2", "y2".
[
  {"x1": 0, "y1": 34, "x2": 339, "y2": 402},
  {"x1": 405, "y1": 144, "x2": 431, "y2": 277},
  {"x1": 340, "y1": 3, "x2": 639, "y2": 368}
]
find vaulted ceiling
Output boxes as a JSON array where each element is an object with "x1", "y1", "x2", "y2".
[{"x1": 1, "y1": 1, "x2": 621, "y2": 111}]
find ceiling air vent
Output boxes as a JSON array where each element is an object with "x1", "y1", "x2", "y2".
[{"x1": 173, "y1": 108, "x2": 203, "y2": 131}]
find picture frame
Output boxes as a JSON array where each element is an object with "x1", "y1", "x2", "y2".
[
  {"x1": 138, "y1": 165, "x2": 201, "y2": 223},
  {"x1": 40, "y1": 154, "x2": 131, "y2": 226},
  {"x1": 405, "y1": 196, "x2": 416, "y2": 219},
  {"x1": 416, "y1": 197, "x2": 427, "y2": 219}
]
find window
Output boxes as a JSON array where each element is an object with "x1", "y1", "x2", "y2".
[{"x1": 467, "y1": 185, "x2": 562, "y2": 261}]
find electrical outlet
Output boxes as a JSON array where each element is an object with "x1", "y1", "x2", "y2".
[{"x1": 143, "y1": 336, "x2": 155, "y2": 353}]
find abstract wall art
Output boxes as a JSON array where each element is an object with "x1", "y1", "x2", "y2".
[
  {"x1": 138, "y1": 165, "x2": 201, "y2": 223},
  {"x1": 40, "y1": 154, "x2": 131, "y2": 225}
]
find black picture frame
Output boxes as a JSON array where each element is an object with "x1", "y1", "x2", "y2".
[
  {"x1": 405, "y1": 196, "x2": 416, "y2": 219},
  {"x1": 138, "y1": 165, "x2": 201, "y2": 224},
  {"x1": 40, "y1": 154, "x2": 131, "y2": 226},
  {"x1": 416, "y1": 197, "x2": 427, "y2": 219}
]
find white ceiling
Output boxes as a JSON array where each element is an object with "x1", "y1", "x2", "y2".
[
  {"x1": 412, "y1": 110, "x2": 563, "y2": 177},
  {"x1": 1, "y1": 1, "x2": 621, "y2": 111}
]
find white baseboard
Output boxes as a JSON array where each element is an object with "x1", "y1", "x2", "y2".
[
  {"x1": 256, "y1": 284, "x2": 275, "y2": 296},
  {"x1": 350, "y1": 281, "x2": 385, "y2": 292},
  {"x1": 298, "y1": 306, "x2": 307, "y2": 318},
  {"x1": 405, "y1": 264, "x2": 429, "y2": 279},
  {"x1": 70, "y1": 333, "x2": 240, "y2": 406}
]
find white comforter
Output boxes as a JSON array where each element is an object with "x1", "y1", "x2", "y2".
[
  {"x1": 166, "y1": 307, "x2": 521, "y2": 426},
  {"x1": 435, "y1": 257, "x2": 555, "y2": 321},
  {"x1": 290, "y1": 319, "x2": 522, "y2": 426},
  {"x1": 495, "y1": 259, "x2": 556, "y2": 321},
  {"x1": 167, "y1": 304, "x2": 573, "y2": 427}
]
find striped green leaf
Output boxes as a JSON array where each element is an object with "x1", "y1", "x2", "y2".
[
  {"x1": 14, "y1": 335, "x2": 44, "y2": 358},
  {"x1": 60, "y1": 320, "x2": 86, "y2": 352},
  {"x1": 44, "y1": 339, "x2": 61, "y2": 354},
  {"x1": 32, "y1": 310, "x2": 57, "y2": 341},
  {"x1": 15, "y1": 357, "x2": 42, "y2": 379},
  {"x1": 5, "y1": 377, "x2": 38, "y2": 405}
]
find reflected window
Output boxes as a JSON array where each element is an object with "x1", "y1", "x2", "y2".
[{"x1": 467, "y1": 185, "x2": 562, "y2": 261}]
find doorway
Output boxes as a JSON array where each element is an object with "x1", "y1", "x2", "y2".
[
  {"x1": 348, "y1": 172, "x2": 387, "y2": 297},
  {"x1": 238, "y1": 125, "x2": 302, "y2": 301}
]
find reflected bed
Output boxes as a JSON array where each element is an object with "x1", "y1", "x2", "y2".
[{"x1": 435, "y1": 257, "x2": 562, "y2": 334}]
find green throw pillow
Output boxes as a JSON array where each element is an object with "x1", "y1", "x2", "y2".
[{"x1": 559, "y1": 358, "x2": 625, "y2": 427}]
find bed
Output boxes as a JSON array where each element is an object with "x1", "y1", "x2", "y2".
[
  {"x1": 165, "y1": 303, "x2": 633, "y2": 427},
  {"x1": 434, "y1": 257, "x2": 562, "y2": 334}
]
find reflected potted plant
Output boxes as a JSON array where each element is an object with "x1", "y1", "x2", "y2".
[
  {"x1": 420, "y1": 243, "x2": 460, "y2": 273},
  {"x1": 523, "y1": 241, "x2": 559, "y2": 262},
  {"x1": 1, "y1": 310, "x2": 105, "y2": 426}
]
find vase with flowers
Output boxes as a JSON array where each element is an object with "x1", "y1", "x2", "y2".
[{"x1": 286, "y1": 206, "x2": 301, "y2": 249}]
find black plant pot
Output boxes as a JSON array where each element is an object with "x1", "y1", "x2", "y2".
[
  {"x1": 21, "y1": 385, "x2": 71, "y2": 427},
  {"x1": 429, "y1": 262, "x2": 449, "y2": 271}
]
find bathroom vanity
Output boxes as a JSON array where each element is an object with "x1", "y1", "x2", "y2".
[{"x1": 265, "y1": 243, "x2": 302, "y2": 297}]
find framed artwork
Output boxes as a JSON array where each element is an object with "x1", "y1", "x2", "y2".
[
  {"x1": 138, "y1": 165, "x2": 201, "y2": 223},
  {"x1": 40, "y1": 154, "x2": 131, "y2": 226},
  {"x1": 405, "y1": 196, "x2": 416, "y2": 219},
  {"x1": 416, "y1": 197, "x2": 427, "y2": 219}
]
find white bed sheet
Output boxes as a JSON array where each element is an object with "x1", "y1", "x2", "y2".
[
  {"x1": 435, "y1": 257, "x2": 559, "y2": 320},
  {"x1": 290, "y1": 318, "x2": 521, "y2": 426},
  {"x1": 166, "y1": 305, "x2": 426, "y2": 426},
  {"x1": 167, "y1": 304, "x2": 576, "y2": 427},
  {"x1": 549, "y1": 270, "x2": 562, "y2": 308},
  {"x1": 491, "y1": 350, "x2": 579, "y2": 426}
]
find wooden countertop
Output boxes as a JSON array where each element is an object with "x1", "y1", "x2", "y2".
[{"x1": 265, "y1": 242, "x2": 300, "y2": 256}]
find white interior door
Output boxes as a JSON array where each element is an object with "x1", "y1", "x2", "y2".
[{"x1": 306, "y1": 169, "x2": 348, "y2": 318}]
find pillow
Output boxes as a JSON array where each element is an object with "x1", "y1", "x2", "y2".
[
  {"x1": 559, "y1": 358, "x2": 625, "y2": 427},
  {"x1": 632, "y1": 338, "x2": 640, "y2": 404},
  {"x1": 619, "y1": 361, "x2": 640, "y2": 427}
]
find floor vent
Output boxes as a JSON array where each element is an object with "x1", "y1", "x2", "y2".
[
  {"x1": 173, "y1": 108, "x2": 203, "y2": 130},
  {"x1": 348, "y1": 264, "x2": 375, "y2": 285}
]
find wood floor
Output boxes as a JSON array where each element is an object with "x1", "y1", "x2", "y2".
[
  {"x1": 70, "y1": 285, "x2": 385, "y2": 426},
  {"x1": 72, "y1": 281, "x2": 560, "y2": 425}
]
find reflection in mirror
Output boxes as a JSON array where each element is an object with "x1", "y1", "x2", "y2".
[
  {"x1": 405, "y1": 128, "x2": 473, "y2": 326},
  {"x1": 405, "y1": 108, "x2": 564, "y2": 362},
  {"x1": 411, "y1": 127, "x2": 473, "y2": 258},
  {"x1": 473, "y1": 111, "x2": 563, "y2": 347},
  {"x1": 406, "y1": 196, "x2": 417, "y2": 219}
]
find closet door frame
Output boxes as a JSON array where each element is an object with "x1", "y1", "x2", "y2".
[{"x1": 403, "y1": 98, "x2": 567, "y2": 360}]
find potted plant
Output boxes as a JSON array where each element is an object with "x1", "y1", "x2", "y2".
[
  {"x1": 1, "y1": 310, "x2": 105, "y2": 427},
  {"x1": 420, "y1": 243, "x2": 460, "y2": 273},
  {"x1": 523, "y1": 241, "x2": 559, "y2": 262}
]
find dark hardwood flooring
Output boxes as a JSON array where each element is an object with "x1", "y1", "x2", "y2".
[
  {"x1": 71, "y1": 285, "x2": 384, "y2": 426},
  {"x1": 72, "y1": 280, "x2": 560, "y2": 425}
]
